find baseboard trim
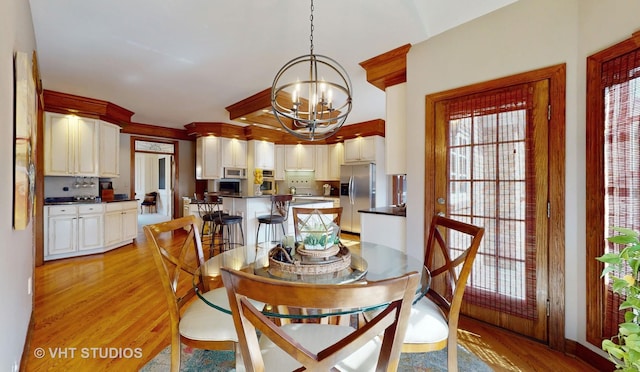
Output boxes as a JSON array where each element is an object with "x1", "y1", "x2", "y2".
[
  {"x1": 20, "y1": 311, "x2": 35, "y2": 371},
  {"x1": 565, "y1": 338, "x2": 614, "y2": 371}
]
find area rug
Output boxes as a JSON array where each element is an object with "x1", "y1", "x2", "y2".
[{"x1": 140, "y1": 343, "x2": 493, "y2": 371}]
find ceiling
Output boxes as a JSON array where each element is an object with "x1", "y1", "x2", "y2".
[{"x1": 28, "y1": 0, "x2": 517, "y2": 131}]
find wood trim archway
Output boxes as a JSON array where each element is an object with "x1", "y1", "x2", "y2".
[{"x1": 129, "y1": 136, "x2": 180, "y2": 219}]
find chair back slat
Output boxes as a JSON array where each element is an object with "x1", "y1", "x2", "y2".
[
  {"x1": 222, "y1": 267, "x2": 420, "y2": 371},
  {"x1": 144, "y1": 216, "x2": 208, "y2": 320},
  {"x1": 265, "y1": 194, "x2": 293, "y2": 220},
  {"x1": 424, "y1": 215, "x2": 484, "y2": 319}
]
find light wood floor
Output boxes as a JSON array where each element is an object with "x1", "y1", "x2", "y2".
[{"x1": 23, "y1": 229, "x2": 598, "y2": 371}]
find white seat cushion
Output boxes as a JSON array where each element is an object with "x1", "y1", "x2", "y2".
[
  {"x1": 403, "y1": 297, "x2": 449, "y2": 344},
  {"x1": 362, "y1": 296, "x2": 448, "y2": 345},
  {"x1": 258, "y1": 323, "x2": 382, "y2": 372},
  {"x1": 180, "y1": 287, "x2": 265, "y2": 342}
]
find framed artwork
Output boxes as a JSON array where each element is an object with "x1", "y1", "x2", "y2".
[{"x1": 13, "y1": 51, "x2": 37, "y2": 230}]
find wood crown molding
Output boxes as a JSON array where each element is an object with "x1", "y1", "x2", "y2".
[
  {"x1": 120, "y1": 122, "x2": 192, "y2": 141},
  {"x1": 42, "y1": 90, "x2": 384, "y2": 143},
  {"x1": 185, "y1": 119, "x2": 384, "y2": 144},
  {"x1": 359, "y1": 44, "x2": 411, "y2": 91},
  {"x1": 43, "y1": 90, "x2": 134, "y2": 125}
]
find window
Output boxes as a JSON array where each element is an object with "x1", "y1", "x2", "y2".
[{"x1": 586, "y1": 31, "x2": 640, "y2": 346}]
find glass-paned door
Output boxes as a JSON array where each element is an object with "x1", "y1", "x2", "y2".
[{"x1": 434, "y1": 80, "x2": 549, "y2": 341}]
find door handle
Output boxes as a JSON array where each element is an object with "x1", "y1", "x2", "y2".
[{"x1": 437, "y1": 197, "x2": 445, "y2": 205}]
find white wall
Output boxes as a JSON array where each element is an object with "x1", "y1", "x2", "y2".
[
  {"x1": 405, "y1": 0, "x2": 640, "y2": 354},
  {"x1": 0, "y1": 0, "x2": 36, "y2": 370}
]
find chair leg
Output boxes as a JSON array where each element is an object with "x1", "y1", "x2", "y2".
[{"x1": 448, "y1": 335, "x2": 458, "y2": 372}]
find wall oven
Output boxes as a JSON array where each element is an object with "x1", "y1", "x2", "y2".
[{"x1": 260, "y1": 169, "x2": 276, "y2": 194}]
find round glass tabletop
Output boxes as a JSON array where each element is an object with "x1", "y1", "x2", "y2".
[{"x1": 195, "y1": 241, "x2": 429, "y2": 317}]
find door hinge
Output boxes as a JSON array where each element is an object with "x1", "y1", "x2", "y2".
[
  {"x1": 547, "y1": 201, "x2": 550, "y2": 218},
  {"x1": 546, "y1": 299, "x2": 550, "y2": 317},
  {"x1": 547, "y1": 104, "x2": 551, "y2": 121}
]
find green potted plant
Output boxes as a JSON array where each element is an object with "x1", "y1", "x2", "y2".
[{"x1": 597, "y1": 227, "x2": 640, "y2": 371}]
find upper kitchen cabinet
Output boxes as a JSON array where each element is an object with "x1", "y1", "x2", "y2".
[
  {"x1": 285, "y1": 144, "x2": 315, "y2": 171},
  {"x1": 275, "y1": 145, "x2": 285, "y2": 180},
  {"x1": 314, "y1": 144, "x2": 342, "y2": 181},
  {"x1": 98, "y1": 121, "x2": 121, "y2": 177},
  {"x1": 249, "y1": 140, "x2": 275, "y2": 170},
  {"x1": 343, "y1": 136, "x2": 384, "y2": 164},
  {"x1": 44, "y1": 112, "x2": 99, "y2": 176},
  {"x1": 328, "y1": 143, "x2": 344, "y2": 180},
  {"x1": 220, "y1": 137, "x2": 247, "y2": 169},
  {"x1": 314, "y1": 145, "x2": 329, "y2": 180},
  {"x1": 196, "y1": 136, "x2": 222, "y2": 179}
]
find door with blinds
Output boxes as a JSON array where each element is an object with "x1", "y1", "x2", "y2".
[{"x1": 433, "y1": 80, "x2": 550, "y2": 341}]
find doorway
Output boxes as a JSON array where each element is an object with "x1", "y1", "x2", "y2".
[
  {"x1": 130, "y1": 137, "x2": 179, "y2": 226},
  {"x1": 424, "y1": 64, "x2": 566, "y2": 348}
]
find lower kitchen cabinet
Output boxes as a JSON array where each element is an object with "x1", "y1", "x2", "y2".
[
  {"x1": 104, "y1": 201, "x2": 138, "y2": 247},
  {"x1": 45, "y1": 201, "x2": 137, "y2": 261}
]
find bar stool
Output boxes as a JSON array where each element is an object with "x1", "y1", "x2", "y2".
[
  {"x1": 255, "y1": 194, "x2": 293, "y2": 249},
  {"x1": 195, "y1": 195, "x2": 218, "y2": 254},
  {"x1": 208, "y1": 195, "x2": 244, "y2": 254}
]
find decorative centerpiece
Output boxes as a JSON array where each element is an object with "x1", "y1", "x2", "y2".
[
  {"x1": 268, "y1": 210, "x2": 350, "y2": 276},
  {"x1": 253, "y1": 168, "x2": 263, "y2": 196}
]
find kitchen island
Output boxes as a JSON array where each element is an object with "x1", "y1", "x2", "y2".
[
  {"x1": 358, "y1": 206, "x2": 406, "y2": 252},
  {"x1": 184, "y1": 194, "x2": 333, "y2": 246}
]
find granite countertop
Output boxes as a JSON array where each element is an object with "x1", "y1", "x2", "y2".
[
  {"x1": 44, "y1": 196, "x2": 137, "y2": 205},
  {"x1": 212, "y1": 194, "x2": 332, "y2": 205},
  {"x1": 358, "y1": 206, "x2": 406, "y2": 217}
]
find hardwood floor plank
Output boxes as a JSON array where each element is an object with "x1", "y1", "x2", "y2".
[{"x1": 23, "y1": 230, "x2": 599, "y2": 371}]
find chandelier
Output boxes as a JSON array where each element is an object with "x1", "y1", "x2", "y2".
[{"x1": 271, "y1": 0, "x2": 353, "y2": 141}]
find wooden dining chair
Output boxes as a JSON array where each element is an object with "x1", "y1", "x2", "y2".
[
  {"x1": 144, "y1": 215, "x2": 243, "y2": 372},
  {"x1": 402, "y1": 215, "x2": 484, "y2": 372},
  {"x1": 140, "y1": 191, "x2": 158, "y2": 213},
  {"x1": 221, "y1": 267, "x2": 420, "y2": 372}
]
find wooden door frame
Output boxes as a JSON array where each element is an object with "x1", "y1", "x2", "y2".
[
  {"x1": 129, "y1": 137, "x2": 180, "y2": 219},
  {"x1": 424, "y1": 64, "x2": 566, "y2": 351}
]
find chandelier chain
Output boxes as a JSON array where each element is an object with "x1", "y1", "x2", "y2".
[{"x1": 309, "y1": 0, "x2": 314, "y2": 55}]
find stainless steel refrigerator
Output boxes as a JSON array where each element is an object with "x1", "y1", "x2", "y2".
[{"x1": 340, "y1": 163, "x2": 375, "y2": 233}]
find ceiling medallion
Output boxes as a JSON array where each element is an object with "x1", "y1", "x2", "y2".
[{"x1": 271, "y1": 0, "x2": 352, "y2": 141}]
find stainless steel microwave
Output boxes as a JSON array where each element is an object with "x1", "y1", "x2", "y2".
[{"x1": 223, "y1": 167, "x2": 247, "y2": 179}]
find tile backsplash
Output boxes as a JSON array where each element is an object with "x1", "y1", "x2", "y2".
[{"x1": 44, "y1": 176, "x2": 99, "y2": 198}]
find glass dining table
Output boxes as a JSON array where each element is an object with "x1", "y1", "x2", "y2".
[{"x1": 195, "y1": 241, "x2": 430, "y2": 319}]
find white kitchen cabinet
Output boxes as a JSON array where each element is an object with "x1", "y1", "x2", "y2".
[
  {"x1": 220, "y1": 137, "x2": 247, "y2": 168},
  {"x1": 77, "y1": 204, "x2": 104, "y2": 251},
  {"x1": 122, "y1": 203, "x2": 139, "y2": 241},
  {"x1": 285, "y1": 144, "x2": 315, "y2": 170},
  {"x1": 314, "y1": 145, "x2": 329, "y2": 180},
  {"x1": 99, "y1": 121, "x2": 121, "y2": 177},
  {"x1": 45, "y1": 201, "x2": 136, "y2": 261},
  {"x1": 104, "y1": 201, "x2": 138, "y2": 247},
  {"x1": 196, "y1": 136, "x2": 222, "y2": 179},
  {"x1": 46, "y1": 207, "x2": 77, "y2": 256},
  {"x1": 275, "y1": 145, "x2": 285, "y2": 180},
  {"x1": 315, "y1": 144, "x2": 343, "y2": 181},
  {"x1": 45, "y1": 204, "x2": 105, "y2": 258},
  {"x1": 251, "y1": 140, "x2": 275, "y2": 170},
  {"x1": 44, "y1": 112, "x2": 99, "y2": 176},
  {"x1": 328, "y1": 143, "x2": 343, "y2": 181},
  {"x1": 343, "y1": 136, "x2": 384, "y2": 164}
]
